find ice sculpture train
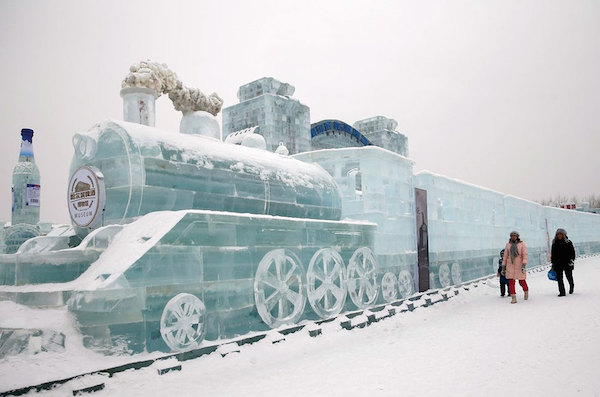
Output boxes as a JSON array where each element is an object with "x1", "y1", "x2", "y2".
[
  {"x1": 64, "y1": 120, "x2": 381, "y2": 353},
  {"x1": 69, "y1": 121, "x2": 342, "y2": 227},
  {"x1": 2, "y1": 61, "x2": 600, "y2": 356}
]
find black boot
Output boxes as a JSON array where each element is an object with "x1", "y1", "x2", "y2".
[
  {"x1": 569, "y1": 285, "x2": 574, "y2": 294},
  {"x1": 557, "y1": 277, "x2": 566, "y2": 297}
]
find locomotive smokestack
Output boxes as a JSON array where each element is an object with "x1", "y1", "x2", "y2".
[
  {"x1": 120, "y1": 60, "x2": 179, "y2": 127},
  {"x1": 120, "y1": 86, "x2": 158, "y2": 126}
]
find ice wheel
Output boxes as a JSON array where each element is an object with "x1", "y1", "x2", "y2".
[
  {"x1": 254, "y1": 249, "x2": 306, "y2": 327},
  {"x1": 160, "y1": 293, "x2": 206, "y2": 352},
  {"x1": 397, "y1": 270, "x2": 415, "y2": 298},
  {"x1": 381, "y1": 272, "x2": 398, "y2": 303},
  {"x1": 346, "y1": 247, "x2": 379, "y2": 308},
  {"x1": 307, "y1": 248, "x2": 347, "y2": 319},
  {"x1": 451, "y1": 262, "x2": 462, "y2": 285},
  {"x1": 439, "y1": 263, "x2": 451, "y2": 287}
]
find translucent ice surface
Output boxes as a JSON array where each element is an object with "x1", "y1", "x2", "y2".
[
  {"x1": 69, "y1": 120, "x2": 342, "y2": 231},
  {"x1": 295, "y1": 146, "x2": 418, "y2": 286},
  {"x1": 63, "y1": 210, "x2": 377, "y2": 353}
]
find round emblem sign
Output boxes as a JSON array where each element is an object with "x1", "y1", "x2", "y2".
[{"x1": 68, "y1": 166, "x2": 105, "y2": 228}]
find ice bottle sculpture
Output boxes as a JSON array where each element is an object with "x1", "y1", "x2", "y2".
[{"x1": 11, "y1": 128, "x2": 40, "y2": 225}]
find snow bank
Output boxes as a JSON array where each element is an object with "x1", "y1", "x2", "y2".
[{"x1": 2, "y1": 255, "x2": 599, "y2": 395}]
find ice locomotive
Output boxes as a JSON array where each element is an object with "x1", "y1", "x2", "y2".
[{"x1": 60, "y1": 119, "x2": 379, "y2": 353}]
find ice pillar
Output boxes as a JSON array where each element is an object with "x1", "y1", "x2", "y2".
[{"x1": 120, "y1": 87, "x2": 158, "y2": 127}]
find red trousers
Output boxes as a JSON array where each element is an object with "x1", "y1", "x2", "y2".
[{"x1": 508, "y1": 279, "x2": 528, "y2": 295}]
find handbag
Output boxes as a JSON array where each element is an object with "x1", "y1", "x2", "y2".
[{"x1": 547, "y1": 269, "x2": 557, "y2": 281}]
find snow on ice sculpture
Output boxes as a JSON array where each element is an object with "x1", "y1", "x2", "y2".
[
  {"x1": 438, "y1": 263, "x2": 451, "y2": 288},
  {"x1": 68, "y1": 120, "x2": 342, "y2": 233},
  {"x1": 0, "y1": 224, "x2": 122, "y2": 288},
  {"x1": 397, "y1": 270, "x2": 415, "y2": 298},
  {"x1": 65, "y1": 210, "x2": 377, "y2": 353},
  {"x1": 275, "y1": 142, "x2": 290, "y2": 156},
  {"x1": 241, "y1": 133, "x2": 267, "y2": 150},
  {"x1": 179, "y1": 111, "x2": 220, "y2": 140}
]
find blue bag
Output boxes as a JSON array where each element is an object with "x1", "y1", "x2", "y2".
[{"x1": 547, "y1": 269, "x2": 557, "y2": 281}]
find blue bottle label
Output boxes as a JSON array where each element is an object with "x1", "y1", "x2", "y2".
[{"x1": 26, "y1": 184, "x2": 40, "y2": 207}]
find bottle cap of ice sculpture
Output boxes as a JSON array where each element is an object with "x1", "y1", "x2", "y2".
[{"x1": 20, "y1": 128, "x2": 34, "y2": 142}]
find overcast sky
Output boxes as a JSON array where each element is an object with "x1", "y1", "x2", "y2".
[{"x1": 1, "y1": 0, "x2": 599, "y2": 224}]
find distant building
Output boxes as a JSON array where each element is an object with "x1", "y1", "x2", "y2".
[
  {"x1": 222, "y1": 77, "x2": 311, "y2": 154},
  {"x1": 576, "y1": 202, "x2": 600, "y2": 215},
  {"x1": 310, "y1": 116, "x2": 408, "y2": 157}
]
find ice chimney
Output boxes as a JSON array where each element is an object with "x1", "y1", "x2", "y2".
[{"x1": 120, "y1": 86, "x2": 158, "y2": 127}]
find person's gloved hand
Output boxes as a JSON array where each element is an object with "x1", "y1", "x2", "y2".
[
  {"x1": 521, "y1": 264, "x2": 527, "y2": 273},
  {"x1": 501, "y1": 266, "x2": 506, "y2": 277}
]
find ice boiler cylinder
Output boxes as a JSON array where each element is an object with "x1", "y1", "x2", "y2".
[{"x1": 69, "y1": 120, "x2": 342, "y2": 229}]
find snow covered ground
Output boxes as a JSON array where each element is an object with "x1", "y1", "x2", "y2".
[{"x1": 1, "y1": 255, "x2": 599, "y2": 396}]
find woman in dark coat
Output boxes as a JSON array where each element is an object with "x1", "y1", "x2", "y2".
[
  {"x1": 550, "y1": 228, "x2": 576, "y2": 296},
  {"x1": 497, "y1": 249, "x2": 509, "y2": 297}
]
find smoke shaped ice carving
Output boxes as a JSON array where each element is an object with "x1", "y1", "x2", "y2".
[
  {"x1": 122, "y1": 60, "x2": 179, "y2": 95},
  {"x1": 122, "y1": 60, "x2": 223, "y2": 116},
  {"x1": 168, "y1": 85, "x2": 223, "y2": 116}
]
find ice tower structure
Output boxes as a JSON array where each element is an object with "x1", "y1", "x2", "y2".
[
  {"x1": 222, "y1": 77, "x2": 311, "y2": 154},
  {"x1": 353, "y1": 116, "x2": 408, "y2": 157}
]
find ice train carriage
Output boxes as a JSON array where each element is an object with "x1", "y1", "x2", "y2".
[
  {"x1": 2, "y1": 119, "x2": 599, "y2": 354},
  {"x1": 5, "y1": 120, "x2": 394, "y2": 353},
  {"x1": 296, "y1": 149, "x2": 600, "y2": 291}
]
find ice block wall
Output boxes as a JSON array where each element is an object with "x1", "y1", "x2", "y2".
[
  {"x1": 291, "y1": 152, "x2": 600, "y2": 291},
  {"x1": 543, "y1": 206, "x2": 600, "y2": 255},
  {"x1": 222, "y1": 77, "x2": 311, "y2": 154},
  {"x1": 69, "y1": 120, "x2": 342, "y2": 231},
  {"x1": 413, "y1": 170, "x2": 600, "y2": 287},
  {"x1": 295, "y1": 147, "x2": 417, "y2": 272},
  {"x1": 67, "y1": 210, "x2": 376, "y2": 353}
]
